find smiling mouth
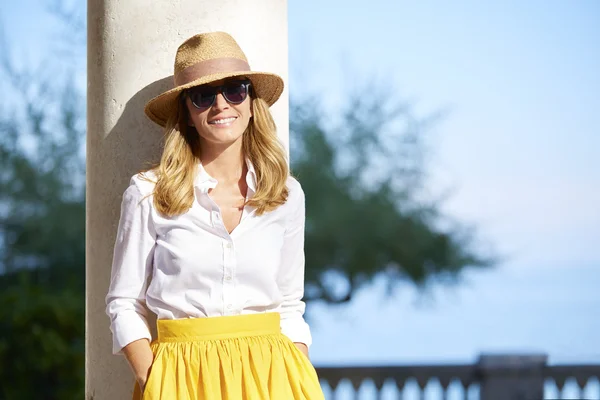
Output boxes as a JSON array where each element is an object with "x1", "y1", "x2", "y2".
[{"x1": 209, "y1": 117, "x2": 237, "y2": 125}]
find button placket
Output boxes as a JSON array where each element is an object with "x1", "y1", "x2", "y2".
[
  {"x1": 207, "y1": 195, "x2": 225, "y2": 233},
  {"x1": 222, "y1": 240, "x2": 236, "y2": 315}
]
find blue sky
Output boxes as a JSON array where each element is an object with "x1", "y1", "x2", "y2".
[
  {"x1": 287, "y1": 0, "x2": 600, "y2": 366},
  {"x1": 2, "y1": 0, "x2": 598, "y2": 369}
]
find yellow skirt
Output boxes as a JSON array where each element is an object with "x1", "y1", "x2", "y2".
[{"x1": 133, "y1": 313, "x2": 325, "y2": 400}]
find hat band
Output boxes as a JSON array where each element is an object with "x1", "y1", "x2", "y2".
[{"x1": 174, "y1": 58, "x2": 251, "y2": 86}]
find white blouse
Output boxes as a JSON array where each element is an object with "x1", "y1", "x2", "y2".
[{"x1": 105, "y1": 160, "x2": 312, "y2": 355}]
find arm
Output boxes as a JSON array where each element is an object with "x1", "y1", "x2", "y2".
[
  {"x1": 105, "y1": 180, "x2": 156, "y2": 385},
  {"x1": 278, "y1": 179, "x2": 313, "y2": 359}
]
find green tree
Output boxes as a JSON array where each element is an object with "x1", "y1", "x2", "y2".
[
  {"x1": 0, "y1": 4, "x2": 86, "y2": 398},
  {"x1": 290, "y1": 91, "x2": 492, "y2": 303},
  {"x1": 0, "y1": 81, "x2": 86, "y2": 398}
]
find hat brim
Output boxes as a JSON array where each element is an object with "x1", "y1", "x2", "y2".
[{"x1": 144, "y1": 71, "x2": 284, "y2": 127}]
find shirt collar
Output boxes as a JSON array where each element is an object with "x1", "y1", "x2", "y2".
[
  {"x1": 194, "y1": 162, "x2": 218, "y2": 191},
  {"x1": 245, "y1": 159, "x2": 257, "y2": 194},
  {"x1": 194, "y1": 158, "x2": 257, "y2": 195}
]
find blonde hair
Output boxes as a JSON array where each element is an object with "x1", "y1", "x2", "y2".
[{"x1": 145, "y1": 94, "x2": 289, "y2": 217}]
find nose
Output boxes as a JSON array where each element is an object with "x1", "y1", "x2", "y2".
[{"x1": 212, "y1": 92, "x2": 229, "y2": 110}]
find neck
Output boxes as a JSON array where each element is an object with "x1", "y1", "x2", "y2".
[{"x1": 199, "y1": 137, "x2": 246, "y2": 184}]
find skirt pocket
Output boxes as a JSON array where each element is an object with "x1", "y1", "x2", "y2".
[{"x1": 140, "y1": 342, "x2": 162, "y2": 400}]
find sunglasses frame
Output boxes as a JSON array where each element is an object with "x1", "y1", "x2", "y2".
[{"x1": 185, "y1": 79, "x2": 252, "y2": 110}]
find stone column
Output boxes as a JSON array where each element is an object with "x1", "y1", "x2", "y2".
[
  {"x1": 477, "y1": 354, "x2": 548, "y2": 400},
  {"x1": 86, "y1": 1, "x2": 288, "y2": 398}
]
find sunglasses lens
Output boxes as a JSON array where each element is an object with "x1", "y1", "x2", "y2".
[
  {"x1": 188, "y1": 87, "x2": 216, "y2": 108},
  {"x1": 222, "y1": 83, "x2": 248, "y2": 104}
]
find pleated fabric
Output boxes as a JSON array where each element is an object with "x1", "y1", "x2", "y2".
[{"x1": 132, "y1": 313, "x2": 325, "y2": 400}]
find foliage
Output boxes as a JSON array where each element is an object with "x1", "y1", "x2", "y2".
[
  {"x1": 0, "y1": 20, "x2": 86, "y2": 398},
  {"x1": 290, "y1": 91, "x2": 493, "y2": 303},
  {"x1": 0, "y1": 272, "x2": 84, "y2": 400}
]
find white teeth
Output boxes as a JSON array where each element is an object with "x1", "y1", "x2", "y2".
[{"x1": 210, "y1": 117, "x2": 236, "y2": 125}]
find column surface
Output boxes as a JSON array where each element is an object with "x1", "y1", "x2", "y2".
[{"x1": 86, "y1": 1, "x2": 288, "y2": 398}]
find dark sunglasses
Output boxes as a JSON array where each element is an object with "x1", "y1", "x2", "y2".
[{"x1": 185, "y1": 80, "x2": 252, "y2": 109}]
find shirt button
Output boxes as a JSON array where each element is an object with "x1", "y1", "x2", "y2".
[
  {"x1": 225, "y1": 275, "x2": 232, "y2": 281},
  {"x1": 227, "y1": 304, "x2": 233, "y2": 309},
  {"x1": 225, "y1": 242, "x2": 232, "y2": 249}
]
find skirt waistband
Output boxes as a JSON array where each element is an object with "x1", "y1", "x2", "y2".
[{"x1": 156, "y1": 312, "x2": 281, "y2": 343}]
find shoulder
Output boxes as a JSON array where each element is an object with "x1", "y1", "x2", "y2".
[
  {"x1": 279, "y1": 176, "x2": 305, "y2": 225},
  {"x1": 120, "y1": 169, "x2": 157, "y2": 206},
  {"x1": 286, "y1": 175, "x2": 305, "y2": 204},
  {"x1": 283, "y1": 176, "x2": 305, "y2": 220},
  {"x1": 128, "y1": 169, "x2": 158, "y2": 198}
]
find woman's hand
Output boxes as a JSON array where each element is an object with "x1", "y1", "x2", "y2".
[
  {"x1": 122, "y1": 338, "x2": 154, "y2": 392},
  {"x1": 137, "y1": 378, "x2": 147, "y2": 393},
  {"x1": 294, "y1": 342, "x2": 309, "y2": 359}
]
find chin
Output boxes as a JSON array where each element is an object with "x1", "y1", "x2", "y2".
[{"x1": 209, "y1": 133, "x2": 244, "y2": 145}]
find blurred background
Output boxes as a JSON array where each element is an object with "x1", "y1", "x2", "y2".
[{"x1": 0, "y1": 0, "x2": 598, "y2": 399}]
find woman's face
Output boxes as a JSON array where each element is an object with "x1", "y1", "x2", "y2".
[{"x1": 185, "y1": 78, "x2": 253, "y2": 147}]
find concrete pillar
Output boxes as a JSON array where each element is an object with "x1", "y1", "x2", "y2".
[
  {"x1": 86, "y1": 1, "x2": 288, "y2": 398},
  {"x1": 477, "y1": 354, "x2": 548, "y2": 400}
]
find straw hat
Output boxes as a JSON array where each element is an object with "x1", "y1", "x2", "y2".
[{"x1": 144, "y1": 31, "x2": 284, "y2": 127}]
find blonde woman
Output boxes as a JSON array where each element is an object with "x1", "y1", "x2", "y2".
[{"x1": 105, "y1": 32, "x2": 324, "y2": 399}]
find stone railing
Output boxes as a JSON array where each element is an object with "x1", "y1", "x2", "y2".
[{"x1": 315, "y1": 354, "x2": 600, "y2": 399}]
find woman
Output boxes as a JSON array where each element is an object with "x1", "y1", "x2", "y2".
[{"x1": 105, "y1": 31, "x2": 324, "y2": 399}]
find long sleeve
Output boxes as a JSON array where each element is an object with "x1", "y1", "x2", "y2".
[
  {"x1": 105, "y1": 179, "x2": 156, "y2": 355},
  {"x1": 277, "y1": 179, "x2": 313, "y2": 348}
]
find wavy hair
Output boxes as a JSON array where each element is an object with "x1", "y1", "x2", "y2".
[{"x1": 143, "y1": 93, "x2": 289, "y2": 217}]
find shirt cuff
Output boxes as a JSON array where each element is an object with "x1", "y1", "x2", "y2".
[
  {"x1": 280, "y1": 316, "x2": 313, "y2": 349},
  {"x1": 110, "y1": 311, "x2": 152, "y2": 355}
]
